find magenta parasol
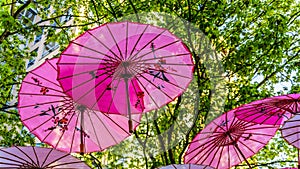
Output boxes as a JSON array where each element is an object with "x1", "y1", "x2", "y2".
[
  {"x1": 234, "y1": 94, "x2": 300, "y2": 125},
  {"x1": 57, "y1": 21, "x2": 194, "y2": 132},
  {"x1": 184, "y1": 109, "x2": 279, "y2": 169},
  {"x1": 0, "y1": 146, "x2": 90, "y2": 168},
  {"x1": 18, "y1": 58, "x2": 140, "y2": 154}
]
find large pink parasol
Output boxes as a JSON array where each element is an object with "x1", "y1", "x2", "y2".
[
  {"x1": 184, "y1": 109, "x2": 279, "y2": 169},
  {"x1": 18, "y1": 58, "x2": 140, "y2": 154},
  {"x1": 158, "y1": 164, "x2": 214, "y2": 169},
  {"x1": 0, "y1": 146, "x2": 90, "y2": 168},
  {"x1": 57, "y1": 21, "x2": 194, "y2": 132},
  {"x1": 234, "y1": 94, "x2": 300, "y2": 125}
]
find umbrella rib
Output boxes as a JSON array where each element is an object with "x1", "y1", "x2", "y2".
[
  {"x1": 86, "y1": 30, "x2": 121, "y2": 61},
  {"x1": 215, "y1": 145, "x2": 225, "y2": 169},
  {"x1": 0, "y1": 161, "x2": 24, "y2": 167},
  {"x1": 32, "y1": 147, "x2": 40, "y2": 167},
  {"x1": 139, "y1": 70, "x2": 186, "y2": 91},
  {"x1": 237, "y1": 105, "x2": 284, "y2": 125},
  {"x1": 48, "y1": 110, "x2": 76, "y2": 153},
  {"x1": 282, "y1": 130, "x2": 300, "y2": 138},
  {"x1": 105, "y1": 24, "x2": 124, "y2": 60},
  {"x1": 100, "y1": 112, "x2": 136, "y2": 133},
  {"x1": 0, "y1": 156, "x2": 27, "y2": 166},
  {"x1": 42, "y1": 153, "x2": 70, "y2": 168},
  {"x1": 133, "y1": 77, "x2": 161, "y2": 109},
  {"x1": 30, "y1": 71, "x2": 61, "y2": 88},
  {"x1": 56, "y1": 110, "x2": 78, "y2": 153},
  {"x1": 18, "y1": 99, "x2": 65, "y2": 110},
  {"x1": 46, "y1": 59, "x2": 58, "y2": 71},
  {"x1": 145, "y1": 67, "x2": 193, "y2": 80},
  {"x1": 22, "y1": 99, "x2": 69, "y2": 122},
  {"x1": 125, "y1": 21, "x2": 128, "y2": 59},
  {"x1": 128, "y1": 22, "x2": 176, "y2": 61},
  {"x1": 128, "y1": 24, "x2": 150, "y2": 58},
  {"x1": 46, "y1": 161, "x2": 85, "y2": 168},
  {"x1": 143, "y1": 62, "x2": 194, "y2": 66},
  {"x1": 91, "y1": 110, "x2": 120, "y2": 146},
  {"x1": 289, "y1": 137, "x2": 300, "y2": 145},
  {"x1": 283, "y1": 119, "x2": 300, "y2": 123},
  {"x1": 238, "y1": 139, "x2": 256, "y2": 154},
  {"x1": 69, "y1": 110, "x2": 80, "y2": 153},
  {"x1": 61, "y1": 53, "x2": 115, "y2": 62},
  {"x1": 95, "y1": 77, "x2": 122, "y2": 112},
  {"x1": 19, "y1": 92, "x2": 66, "y2": 98},
  {"x1": 14, "y1": 146, "x2": 38, "y2": 166},
  {"x1": 20, "y1": 80, "x2": 65, "y2": 95},
  {"x1": 64, "y1": 72, "x2": 112, "y2": 104},
  {"x1": 70, "y1": 41, "x2": 119, "y2": 62},
  {"x1": 232, "y1": 143, "x2": 244, "y2": 166},
  {"x1": 186, "y1": 133, "x2": 224, "y2": 162},
  {"x1": 195, "y1": 136, "x2": 227, "y2": 164},
  {"x1": 208, "y1": 140, "x2": 224, "y2": 168},
  {"x1": 86, "y1": 110, "x2": 103, "y2": 150},
  {"x1": 40, "y1": 148, "x2": 54, "y2": 167},
  {"x1": 137, "y1": 52, "x2": 191, "y2": 62},
  {"x1": 57, "y1": 64, "x2": 115, "y2": 81},
  {"x1": 130, "y1": 40, "x2": 181, "y2": 62}
]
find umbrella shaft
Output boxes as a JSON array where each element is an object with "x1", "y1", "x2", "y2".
[
  {"x1": 124, "y1": 78, "x2": 133, "y2": 133},
  {"x1": 80, "y1": 110, "x2": 85, "y2": 154}
]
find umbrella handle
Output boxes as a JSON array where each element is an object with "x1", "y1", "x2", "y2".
[
  {"x1": 80, "y1": 143, "x2": 84, "y2": 155},
  {"x1": 128, "y1": 119, "x2": 133, "y2": 133}
]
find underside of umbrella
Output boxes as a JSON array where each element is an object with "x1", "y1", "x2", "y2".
[
  {"x1": 235, "y1": 94, "x2": 300, "y2": 125},
  {"x1": 184, "y1": 109, "x2": 279, "y2": 169},
  {"x1": 0, "y1": 146, "x2": 90, "y2": 168},
  {"x1": 18, "y1": 58, "x2": 140, "y2": 154},
  {"x1": 57, "y1": 21, "x2": 194, "y2": 131}
]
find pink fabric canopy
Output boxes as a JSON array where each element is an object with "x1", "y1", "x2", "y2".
[
  {"x1": 158, "y1": 164, "x2": 214, "y2": 169},
  {"x1": 57, "y1": 21, "x2": 194, "y2": 116},
  {"x1": 234, "y1": 94, "x2": 300, "y2": 125},
  {"x1": 18, "y1": 58, "x2": 140, "y2": 153},
  {"x1": 0, "y1": 146, "x2": 90, "y2": 168},
  {"x1": 184, "y1": 109, "x2": 279, "y2": 169}
]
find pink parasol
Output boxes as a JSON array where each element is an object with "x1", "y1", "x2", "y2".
[
  {"x1": 158, "y1": 164, "x2": 214, "y2": 169},
  {"x1": 234, "y1": 94, "x2": 300, "y2": 125},
  {"x1": 57, "y1": 21, "x2": 194, "y2": 132},
  {"x1": 18, "y1": 58, "x2": 140, "y2": 154},
  {"x1": 0, "y1": 146, "x2": 90, "y2": 168},
  {"x1": 184, "y1": 109, "x2": 279, "y2": 169}
]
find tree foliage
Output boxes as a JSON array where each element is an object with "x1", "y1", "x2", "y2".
[{"x1": 0, "y1": 0, "x2": 299, "y2": 168}]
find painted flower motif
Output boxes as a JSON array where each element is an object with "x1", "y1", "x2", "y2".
[{"x1": 40, "y1": 87, "x2": 49, "y2": 95}]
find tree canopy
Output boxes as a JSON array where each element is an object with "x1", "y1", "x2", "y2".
[{"x1": 0, "y1": 0, "x2": 299, "y2": 168}]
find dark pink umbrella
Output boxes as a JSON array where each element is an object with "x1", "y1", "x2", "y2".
[
  {"x1": 158, "y1": 164, "x2": 214, "y2": 169},
  {"x1": 18, "y1": 58, "x2": 140, "y2": 154},
  {"x1": 184, "y1": 109, "x2": 279, "y2": 169},
  {"x1": 234, "y1": 94, "x2": 300, "y2": 125},
  {"x1": 57, "y1": 21, "x2": 194, "y2": 132},
  {"x1": 0, "y1": 146, "x2": 90, "y2": 168}
]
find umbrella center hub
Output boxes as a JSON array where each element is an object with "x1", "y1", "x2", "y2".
[
  {"x1": 117, "y1": 60, "x2": 142, "y2": 79},
  {"x1": 218, "y1": 125, "x2": 245, "y2": 146}
]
